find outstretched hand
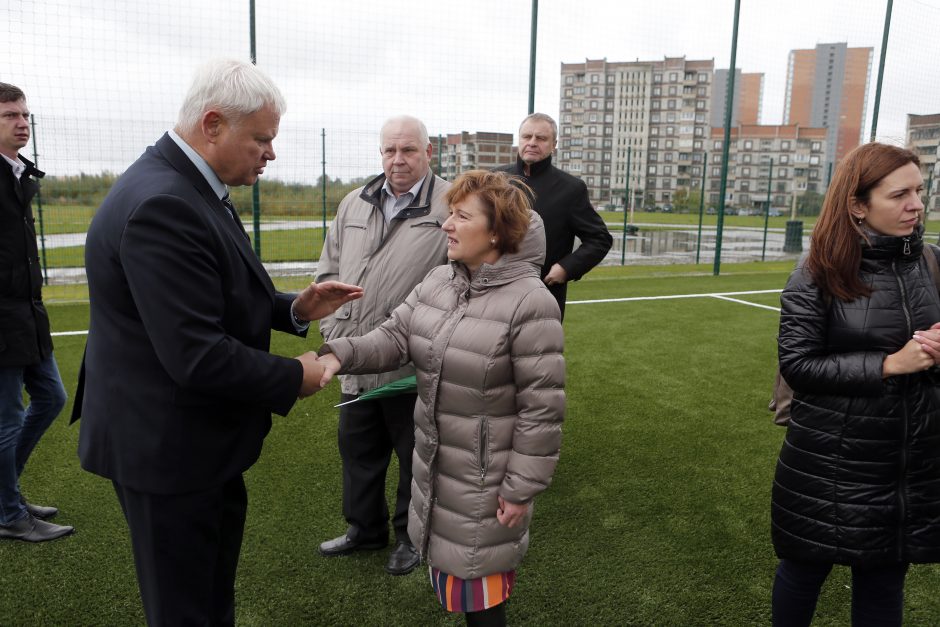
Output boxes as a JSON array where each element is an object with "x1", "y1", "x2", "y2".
[
  {"x1": 292, "y1": 281, "x2": 363, "y2": 322},
  {"x1": 317, "y1": 352, "x2": 342, "y2": 389}
]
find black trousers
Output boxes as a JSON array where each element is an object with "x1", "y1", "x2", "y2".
[
  {"x1": 338, "y1": 392, "x2": 416, "y2": 542},
  {"x1": 113, "y1": 475, "x2": 248, "y2": 627},
  {"x1": 772, "y1": 558, "x2": 909, "y2": 627}
]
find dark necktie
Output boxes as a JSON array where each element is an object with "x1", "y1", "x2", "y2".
[{"x1": 221, "y1": 193, "x2": 251, "y2": 242}]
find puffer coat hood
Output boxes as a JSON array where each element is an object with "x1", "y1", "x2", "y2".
[
  {"x1": 324, "y1": 211, "x2": 565, "y2": 578},
  {"x1": 772, "y1": 227, "x2": 940, "y2": 565}
]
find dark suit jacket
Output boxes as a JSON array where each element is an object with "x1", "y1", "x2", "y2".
[
  {"x1": 73, "y1": 133, "x2": 304, "y2": 495},
  {"x1": 0, "y1": 155, "x2": 52, "y2": 367},
  {"x1": 497, "y1": 155, "x2": 612, "y2": 317}
]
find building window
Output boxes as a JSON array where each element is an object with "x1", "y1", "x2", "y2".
[
  {"x1": 668, "y1": 86, "x2": 677, "y2": 96},
  {"x1": 591, "y1": 74, "x2": 600, "y2": 83},
  {"x1": 649, "y1": 165, "x2": 657, "y2": 174},
  {"x1": 744, "y1": 140, "x2": 753, "y2": 150},
  {"x1": 667, "y1": 99, "x2": 676, "y2": 110},
  {"x1": 565, "y1": 76, "x2": 574, "y2": 85},
  {"x1": 651, "y1": 113, "x2": 661, "y2": 123},
  {"x1": 669, "y1": 72, "x2": 678, "y2": 82},
  {"x1": 665, "y1": 139, "x2": 674, "y2": 148},
  {"x1": 811, "y1": 141, "x2": 822, "y2": 152},
  {"x1": 664, "y1": 166, "x2": 672, "y2": 175},
  {"x1": 781, "y1": 141, "x2": 790, "y2": 150},
  {"x1": 698, "y1": 73, "x2": 708, "y2": 83},
  {"x1": 654, "y1": 73, "x2": 662, "y2": 83}
]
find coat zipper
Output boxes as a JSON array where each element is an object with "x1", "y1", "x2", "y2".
[
  {"x1": 479, "y1": 417, "x2": 489, "y2": 485},
  {"x1": 891, "y1": 259, "x2": 911, "y2": 560}
]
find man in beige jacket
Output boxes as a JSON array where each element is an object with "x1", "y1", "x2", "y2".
[{"x1": 315, "y1": 115, "x2": 449, "y2": 575}]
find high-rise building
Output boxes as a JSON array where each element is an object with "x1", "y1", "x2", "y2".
[
  {"x1": 710, "y1": 70, "x2": 764, "y2": 127},
  {"x1": 558, "y1": 57, "x2": 714, "y2": 209},
  {"x1": 906, "y1": 113, "x2": 940, "y2": 213},
  {"x1": 438, "y1": 131, "x2": 515, "y2": 180},
  {"x1": 709, "y1": 125, "x2": 827, "y2": 213},
  {"x1": 783, "y1": 43, "x2": 872, "y2": 168}
]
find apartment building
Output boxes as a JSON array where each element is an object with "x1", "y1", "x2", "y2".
[
  {"x1": 906, "y1": 113, "x2": 940, "y2": 213},
  {"x1": 784, "y1": 43, "x2": 872, "y2": 168},
  {"x1": 438, "y1": 131, "x2": 515, "y2": 180},
  {"x1": 708, "y1": 125, "x2": 828, "y2": 213},
  {"x1": 557, "y1": 56, "x2": 714, "y2": 209},
  {"x1": 710, "y1": 69, "x2": 764, "y2": 127}
]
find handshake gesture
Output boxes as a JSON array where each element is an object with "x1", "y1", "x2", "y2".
[
  {"x1": 290, "y1": 280, "x2": 362, "y2": 398},
  {"x1": 295, "y1": 352, "x2": 343, "y2": 398}
]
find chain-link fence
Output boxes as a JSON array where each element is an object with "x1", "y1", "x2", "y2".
[{"x1": 4, "y1": 0, "x2": 939, "y2": 281}]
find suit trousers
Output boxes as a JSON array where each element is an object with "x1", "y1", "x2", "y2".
[
  {"x1": 113, "y1": 475, "x2": 247, "y2": 627},
  {"x1": 338, "y1": 392, "x2": 416, "y2": 542}
]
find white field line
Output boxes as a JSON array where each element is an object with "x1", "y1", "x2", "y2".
[
  {"x1": 709, "y1": 294, "x2": 781, "y2": 312},
  {"x1": 567, "y1": 288, "x2": 782, "y2": 307},
  {"x1": 52, "y1": 288, "x2": 784, "y2": 337}
]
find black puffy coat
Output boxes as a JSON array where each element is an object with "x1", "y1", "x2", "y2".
[{"x1": 772, "y1": 229, "x2": 940, "y2": 565}]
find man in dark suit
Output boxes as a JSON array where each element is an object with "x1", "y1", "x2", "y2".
[
  {"x1": 497, "y1": 113, "x2": 612, "y2": 319},
  {"x1": 73, "y1": 59, "x2": 362, "y2": 626},
  {"x1": 0, "y1": 82, "x2": 73, "y2": 543}
]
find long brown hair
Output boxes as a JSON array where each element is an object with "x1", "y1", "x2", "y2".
[{"x1": 806, "y1": 142, "x2": 920, "y2": 301}]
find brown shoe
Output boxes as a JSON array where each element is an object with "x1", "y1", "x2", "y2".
[{"x1": 0, "y1": 514, "x2": 74, "y2": 542}]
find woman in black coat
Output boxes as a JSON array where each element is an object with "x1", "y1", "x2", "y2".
[{"x1": 772, "y1": 142, "x2": 940, "y2": 626}]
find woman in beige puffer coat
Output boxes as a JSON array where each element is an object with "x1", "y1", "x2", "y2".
[{"x1": 319, "y1": 170, "x2": 565, "y2": 626}]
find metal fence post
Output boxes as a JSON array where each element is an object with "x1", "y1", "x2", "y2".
[
  {"x1": 696, "y1": 150, "x2": 707, "y2": 265},
  {"x1": 321, "y1": 128, "x2": 327, "y2": 243},
  {"x1": 713, "y1": 0, "x2": 741, "y2": 276},
  {"x1": 762, "y1": 158, "x2": 774, "y2": 261},
  {"x1": 527, "y1": 0, "x2": 538, "y2": 114},
  {"x1": 620, "y1": 146, "x2": 631, "y2": 265},
  {"x1": 29, "y1": 114, "x2": 48, "y2": 285},
  {"x1": 249, "y1": 0, "x2": 262, "y2": 257},
  {"x1": 870, "y1": 0, "x2": 893, "y2": 142}
]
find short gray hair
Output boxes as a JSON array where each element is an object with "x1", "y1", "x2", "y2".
[
  {"x1": 520, "y1": 112, "x2": 557, "y2": 142},
  {"x1": 379, "y1": 115, "x2": 430, "y2": 149},
  {"x1": 176, "y1": 59, "x2": 286, "y2": 134}
]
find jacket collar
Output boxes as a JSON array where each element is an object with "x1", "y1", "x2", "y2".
[
  {"x1": 514, "y1": 153, "x2": 553, "y2": 178},
  {"x1": 1, "y1": 153, "x2": 44, "y2": 180},
  {"x1": 360, "y1": 171, "x2": 438, "y2": 220},
  {"x1": 861, "y1": 224, "x2": 925, "y2": 262},
  {"x1": 450, "y1": 210, "x2": 546, "y2": 289}
]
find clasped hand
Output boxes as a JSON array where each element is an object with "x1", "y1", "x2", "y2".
[{"x1": 886, "y1": 321, "x2": 940, "y2": 377}]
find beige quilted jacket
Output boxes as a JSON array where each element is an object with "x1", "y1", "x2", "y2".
[{"x1": 323, "y1": 212, "x2": 566, "y2": 578}]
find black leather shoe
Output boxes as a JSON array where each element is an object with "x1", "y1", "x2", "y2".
[
  {"x1": 0, "y1": 514, "x2": 74, "y2": 542},
  {"x1": 385, "y1": 541, "x2": 419, "y2": 575},
  {"x1": 22, "y1": 498, "x2": 58, "y2": 520},
  {"x1": 318, "y1": 532, "x2": 387, "y2": 557}
]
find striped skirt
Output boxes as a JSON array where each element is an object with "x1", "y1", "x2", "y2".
[{"x1": 429, "y1": 566, "x2": 516, "y2": 613}]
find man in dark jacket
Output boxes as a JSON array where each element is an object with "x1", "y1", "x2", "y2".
[
  {"x1": 0, "y1": 83, "x2": 72, "y2": 543},
  {"x1": 73, "y1": 60, "x2": 361, "y2": 625},
  {"x1": 497, "y1": 113, "x2": 612, "y2": 319}
]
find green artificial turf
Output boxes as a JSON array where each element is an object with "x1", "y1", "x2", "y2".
[{"x1": 3, "y1": 268, "x2": 938, "y2": 625}]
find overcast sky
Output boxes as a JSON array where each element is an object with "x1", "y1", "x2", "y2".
[{"x1": 4, "y1": 0, "x2": 939, "y2": 182}]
